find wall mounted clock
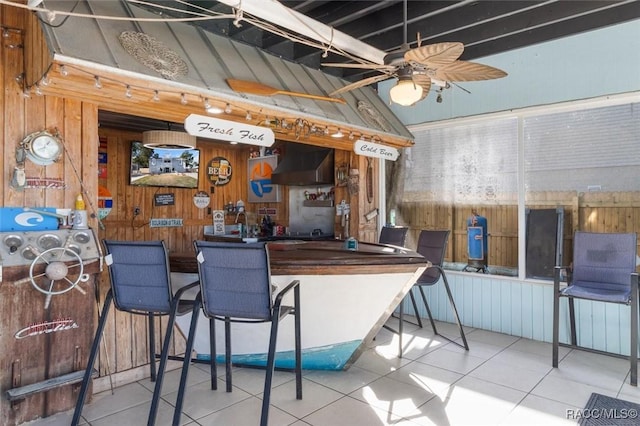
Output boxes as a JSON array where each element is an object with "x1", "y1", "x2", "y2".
[{"x1": 22, "y1": 130, "x2": 63, "y2": 166}]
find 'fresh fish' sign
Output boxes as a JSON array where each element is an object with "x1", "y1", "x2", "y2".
[{"x1": 185, "y1": 114, "x2": 275, "y2": 147}]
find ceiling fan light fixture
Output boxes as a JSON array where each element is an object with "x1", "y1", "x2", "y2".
[
  {"x1": 389, "y1": 78, "x2": 423, "y2": 106},
  {"x1": 142, "y1": 130, "x2": 196, "y2": 149}
]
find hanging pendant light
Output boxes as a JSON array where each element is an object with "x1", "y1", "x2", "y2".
[{"x1": 142, "y1": 124, "x2": 196, "y2": 149}]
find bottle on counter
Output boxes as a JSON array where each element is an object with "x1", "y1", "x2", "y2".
[
  {"x1": 75, "y1": 194, "x2": 85, "y2": 210},
  {"x1": 344, "y1": 237, "x2": 358, "y2": 251},
  {"x1": 73, "y1": 193, "x2": 88, "y2": 229}
]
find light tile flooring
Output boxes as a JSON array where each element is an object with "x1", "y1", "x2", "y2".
[{"x1": 26, "y1": 318, "x2": 640, "y2": 425}]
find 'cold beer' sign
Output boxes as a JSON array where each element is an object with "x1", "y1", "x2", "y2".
[{"x1": 354, "y1": 140, "x2": 399, "y2": 161}]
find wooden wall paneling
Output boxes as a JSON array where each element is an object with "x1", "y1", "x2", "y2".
[
  {"x1": 60, "y1": 99, "x2": 83, "y2": 210},
  {"x1": 43, "y1": 96, "x2": 64, "y2": 208},
  {"x1": 358, "y1": 156, "x2": 378, "y2": 243},
  {"x1": 24, "y1": 8, "x2": 50, "y2": 98},
  {"x1": 3, "y1": 24, "x2": 25, "y2": 208},
  {"x1": 0, "y1": 6, "x2": 5, "y2": 205},
  {"x1": 131, "y1": 312, "x2": 149, "y2": 371},
  {"x1": 1, "y1": 285, "x2": 49, "y2": 425},
  {"x1": 22, "y1": 93, "x2": 44, "y2": 209},
  {"x1": 349, "y1": 151, "x2": 361, "y2": 240},
  {"x1": 333, "y1": 149, "x2": 350, "y2": 237},
  {"x1": 80, "y1": 102, "x2": 99, "y2": 227}
]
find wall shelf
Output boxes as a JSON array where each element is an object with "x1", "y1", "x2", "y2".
[{"x1": 303, "y1": 200, "x2": 334, "y2": 207}]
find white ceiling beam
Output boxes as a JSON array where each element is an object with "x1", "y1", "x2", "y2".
[{"x1": 216, "y1": 0, "x2": 386, "y2": 64}]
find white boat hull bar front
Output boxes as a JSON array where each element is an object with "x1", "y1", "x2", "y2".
[{"x1": 172, "y1": 268, "x2": 426, "y2": 370}]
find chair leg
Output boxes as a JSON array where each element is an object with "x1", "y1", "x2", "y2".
[
  {"x1": 148, "y1": 300, "x2": 181, "y2": 425},
  {"x1": 419, "y1": 273, "x2": 469, "y2": 350},
  {"x1": 225, "y1": 317, "x2": 232, "y2": 393},
  {"x1": 441, "y1": 273, "x2": 469, "y2": 350},
  {"x1": 568, "y1": 298, "x2": 577, "y2": 346},
  {"x1": 173, "y1": 296, "x2": 201, "y2": 426},
  {"x1": 261, "y1": 309, "x2": 281, "y2": 426},
  {"x1": 294, "y1": 285, "x2": 302, "y2": 400},
  {"x1": 71, "y1": 290, "x2": 113, "y2": 426},
  {"x1": 209, "y1": 317, "x2": 217, "y2": 390},
  {"x1": 148, "y1": 313, "x2": 157, "y2": 382},
  {"x1": 418, "y1": 286, "x2": 439, "y2": 335},
  {"x1": 407, "y1": 290, "x2": 424, "y2": 328},
  {"x1": 552, "y1": 268, "x2": 561, "y2": 368},
  {"x1": 390, "y1": 290, "x2": 422, "y2": 328},
  {"x1": 631, "y1": 273, "x2": 638, "y2": 386},
  {"x1": 398, "y1": 294, "x2": 404, "y2": 358}
]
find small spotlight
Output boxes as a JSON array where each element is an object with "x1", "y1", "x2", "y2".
[
  {"x1": 206, "y1": 103, "x2": 224, "y2": 114},
  {"x1": 245, "y1": 111, "x2": 252, "y2": 121},
  {"x1": 181, "y1": 93, "x2": 187, "y2": 105},
  {"x1": 94, "y1": 76, "x2": 102, "y2": 89},
  {"x1": 436, "y1": 93, "x2": 443, "y2": 103}
]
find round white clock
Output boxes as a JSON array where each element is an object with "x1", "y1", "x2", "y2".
[{"x1": 22, "y1": 131, "x2": 63, "y2": 166}]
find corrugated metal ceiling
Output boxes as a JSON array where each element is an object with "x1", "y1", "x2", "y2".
[{"x1": 39, "y1": 0, "x2": 413, "y2": 142}]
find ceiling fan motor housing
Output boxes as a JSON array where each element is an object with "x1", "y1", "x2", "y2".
[{"x1": 383, "y1": 51, "x2": 407, "y2": 66}]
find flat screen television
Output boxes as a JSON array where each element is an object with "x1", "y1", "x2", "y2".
[{"x1": 129, "y1": 141, "x2": 200, "y2": 189}]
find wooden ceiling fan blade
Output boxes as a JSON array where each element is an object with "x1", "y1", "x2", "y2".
[
  {"x1": 433, "y1": 61, "x2": 507, "y2": 82},
  {"x1": 226, "y1": 79, "x2": 346, "y2": 104},
  {"x1": 330, "y1": 74, "x2": 392, "y2": 96},
  {"x1": 321, "y1": 62, "x2": 395, "y2": 71},
  {"x1": 404, "y1": 42, "x2": 464, "y2": 67},
  {"x1": 410, "y1": 73, "x2": 432, "y2": 104}
]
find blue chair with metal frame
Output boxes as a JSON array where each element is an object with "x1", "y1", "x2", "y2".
[
  {"x1": 71, "y1": 240, "x2": 199, "y2": 426},
  {"x1": 379, "y1": 226, "x2": 409, "y2": 248},
  {"x1": 552, "y1": 231, "x2": 639, "y2": 386},
  {"x1": 388, "y1": 230, "x2": 469, "y2": 357},
  {"x1": 173, "y1": 241, "x2": 302, "y2": 426},
  {"x1": 410, "y1": 230, "x2": 468, "y2": 349}
]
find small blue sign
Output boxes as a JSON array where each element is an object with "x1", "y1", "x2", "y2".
[{"x1": 0, "y1": 207, "x2": 59, "y2": 231}]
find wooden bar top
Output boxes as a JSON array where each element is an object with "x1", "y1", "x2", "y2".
[{"x1": 170, "y1": 239, "x2": 428, "y2": 276}]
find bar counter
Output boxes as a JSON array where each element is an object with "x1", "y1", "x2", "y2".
[
  {"x1": 170, "y1": 239, "x2": 429, "y2": 370},
  {"x1": 171, "y1": 238, "x2": 428, "y2": 275}
]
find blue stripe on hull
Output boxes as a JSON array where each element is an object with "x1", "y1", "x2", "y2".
[{"x1": 195, "y1": 340, "x2": 362, "y2": 370}]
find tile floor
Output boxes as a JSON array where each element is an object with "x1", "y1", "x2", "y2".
[{"x1": 26, "y1": 317, "x2": 640, "y2": 425}]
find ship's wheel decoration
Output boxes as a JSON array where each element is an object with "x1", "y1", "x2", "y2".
[
  {"x1": 357, "y1": 100, "x2": 391, "y2": 132},
  {"x1": 119, "y1": 31, "x2": 188, "y2": 80}
]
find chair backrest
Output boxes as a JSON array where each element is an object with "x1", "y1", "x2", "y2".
[
  {"x1": 193, "y1": 241, "x2": 272, "y2": 320},
  {"x1": 103, "y1": 240, "x2": 173, "y2": 314},
  {"x1": 415, "y1": 230, "x2": 450, "y2": 285},
  {"x1": 571, "y1": 232, "x2": 637, "y2": 292},
  {"x1": 379, "y1": 226, "x2": 408, "y2": 247}
]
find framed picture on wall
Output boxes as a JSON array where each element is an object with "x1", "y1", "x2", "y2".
[{"x1": 248, "y1": 155, "x2": 280, "y2": 203}]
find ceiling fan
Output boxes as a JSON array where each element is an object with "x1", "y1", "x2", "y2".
[{"x1": 322, "y1": 0, "x2": 507, "y2": 106}]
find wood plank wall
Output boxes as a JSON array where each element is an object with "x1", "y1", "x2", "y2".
[
  {"x1": 1, "y1": 5, "x2": 100, "y2": 424},
  {"x1": 0, "y1": 4, "x2": 376, "y2": 423},
  {"x1": 397, "y1": 191, "x2": 640, "y2": 268}
]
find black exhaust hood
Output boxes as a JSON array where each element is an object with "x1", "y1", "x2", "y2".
[{"x1": 271, "y1": 144, "x2": 334, "y2": 186}]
